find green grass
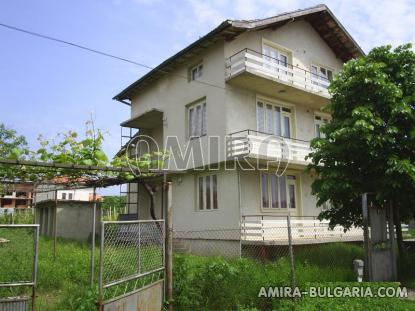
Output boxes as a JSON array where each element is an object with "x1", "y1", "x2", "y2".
[
  {"x1": 1, "y1": 229, "x2": 414, "y2": 310},
  {"x1": 403, "y1": 229, "x2": 415, "y2": 240}
]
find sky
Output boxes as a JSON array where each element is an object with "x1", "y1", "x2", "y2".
[
  {"x1": 1, "y1": 0, "x2": 415, "y2": 158},
  {"x1": 1, "y1": 1, "x2": 415, "y2": 195}
]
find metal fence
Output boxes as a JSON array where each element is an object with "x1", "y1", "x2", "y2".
[
  {"x1": 0, "y1": 224, "x2": 39, "y2": 311},
  {"x1": 173, "y1": 216, "x2": 366, "y2": 284},
  {"x1": 98, "y1": 220, "x2": 165, "y2": 306}
]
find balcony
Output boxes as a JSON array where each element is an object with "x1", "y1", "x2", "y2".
[
  {"x1": 225, "y1": 49, "x2": 330, "y2": 108},
  {"x1": 241, "y1": 215, "x2": 363, "y2": 245},
  {"x1": 227, "y1": 130, "x2": 311, "y2": 167}
]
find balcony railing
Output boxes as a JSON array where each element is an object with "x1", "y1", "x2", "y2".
[
  {"x1": 225, "y1": 48, "x2": 330, "y2": 97},
  {"x1": 241, "y1": 215, "x2": 363, "y2": 244},
  {"x1": 227, "y1": 130, "x2": 311, "y2": 165}
]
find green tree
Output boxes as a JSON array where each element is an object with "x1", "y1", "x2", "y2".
[
  {"x1": 0, "y1": 123, "x2": 29, "y2": 159},
  {"x1": 308, "y1": 44, "x2": 415, "y2": 254}
]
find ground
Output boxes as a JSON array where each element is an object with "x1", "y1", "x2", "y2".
[{"x1": 1, "y1": 228, "x2": 415, "y2": 310}]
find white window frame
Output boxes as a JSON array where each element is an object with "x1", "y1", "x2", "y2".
[
  {"x1": 311, "y1": 63, "x2": 334, "y2": 86},
  {"x1": 61, "y1": 192, "x2": 67, "y2": 200},
  {"x1": 197, "y1": 174, "x2": 218, "y2": 211},
  {"x1": 260, "y1": 173, "x2": 299, "y2": 210},
  {"x1": 190, "y1": 62, "x2": 203, "y2": 81},
  {"x1": 187, "y1": 100, "x2": 207, "y2": 139},
  {"x1": 314, "y1": 113, "x2": 331, "y2": 139},
  {"x1": 256, "y1": 98, "x2": 295, "y2": 138}
]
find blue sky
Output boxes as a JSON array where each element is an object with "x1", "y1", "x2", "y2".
[{"x1": 1, "y1": 0, "x2": 414, "y2": 159}]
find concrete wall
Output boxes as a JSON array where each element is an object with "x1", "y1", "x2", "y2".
[{"x1": 36, "y1": 201, "x2": 101, "y2": 241}]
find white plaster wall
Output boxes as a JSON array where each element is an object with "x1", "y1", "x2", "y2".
[{"x1": 225, "y1": 20, "x2": 343, "y2": 74}]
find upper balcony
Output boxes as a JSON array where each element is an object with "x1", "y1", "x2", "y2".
[
  {"x1": 226, "y1": 130, "x2": 311, "y2": 168},
  {"x1": 225, "y1": 49, "x2": 331, "y2": 108}
]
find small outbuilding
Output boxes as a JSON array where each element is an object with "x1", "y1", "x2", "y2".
[{"x1": 35, "y1": 199, "x2": 101, "y2": 241}]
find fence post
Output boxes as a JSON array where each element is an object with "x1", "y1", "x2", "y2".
[
  {"x1": 286, "y1": 215, "x2": 296, "y2": 290},
  {"x1": 98, "y1": 221, "x2": 104, "y2": 309},
  {"x1": 90, "y1": 187, "x2": 97, "y2": 287},
  {"x1": 165, "y1": 181, "x2": 173, "y2": 311},
  {"x1": 362, "y1": 193, "x2": 371, "y2": 281},
  {"x1": 32, "y1": 225, "x2": 39, "y2": 311},
  {"x1": 53, "y1": 190, "x2": 57, "y2": 259}
]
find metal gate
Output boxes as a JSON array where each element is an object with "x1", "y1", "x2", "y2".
[
  {"x1": 98, "y1": 220, "x2": 165, "y2": 311},
  {"x1": 0, "y1": 224, "x2": 39, "y2": 311}
]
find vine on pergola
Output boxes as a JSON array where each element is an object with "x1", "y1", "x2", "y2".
[{"x1": 0, "y1": 120, "x2": 168, "y2": 191}]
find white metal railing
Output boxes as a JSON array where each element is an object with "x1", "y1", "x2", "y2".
[
  {"x1": 241, "y1": 215, "x2": 363, "y2": 244},
  {"x1": 227, "y1": 130, "x2": 311, "y2": 165},
  {"x1": 226, "y1": 48, "x2": 330, "y2": 97}
]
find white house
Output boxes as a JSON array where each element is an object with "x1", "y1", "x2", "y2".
[{"x1": 113, "y1": 5, "x2": 365, "y2": 254}]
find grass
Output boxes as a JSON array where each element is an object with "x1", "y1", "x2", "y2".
[
  {"x1": 0, "y1": 228, "x2": 414, "y2": 310},
  {"x1": 403, "y1": 228, "x2": 415, "y2": 240}
]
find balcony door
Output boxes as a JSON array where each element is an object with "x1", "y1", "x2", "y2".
[
  {"x1": 262, "y1": 44, "x2": 289, "y2": 79},
  {"x1": 257, "y1": 101, "x2": 293, "y2": 138}
]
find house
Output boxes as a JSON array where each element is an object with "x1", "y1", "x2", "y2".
[
  {"x1": 113, "y1": 5, "x2": 364, "y2": 255},
  {"x1": 0, "y1": 182, "x2": 33, "y2": 209}
]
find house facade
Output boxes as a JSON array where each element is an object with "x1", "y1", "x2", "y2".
[{"x1": 114, "y1": 5, "x2": 364, "y2": 247}]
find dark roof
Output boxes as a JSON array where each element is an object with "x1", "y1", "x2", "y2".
[{"x1": 114, "y1": 4, "x2": 364, "y2": 101}]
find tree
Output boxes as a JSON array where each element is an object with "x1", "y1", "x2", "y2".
[
  {"x1": 0, "y1": 123, "x2": 29, "y2": 159},
  {"x1": 308, "y1": 44, "x2": 415, "y2": 254}
]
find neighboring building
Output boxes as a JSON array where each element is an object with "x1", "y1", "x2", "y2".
[
  {"x1": 35, "y1": 187, "x2": 102, "y2": 203},
  {"x1": 35, "y1": 200, "x2": 101, "y2": 241},
  {"x1": 34, "y1": 186, "x2": 102, "y2": 241},
  {"x1": 0, "y1": 182, "x2": 33, "y2": 208},
  {"x1": 113, "y1": 5, "x2": 364, "y2": 254}
]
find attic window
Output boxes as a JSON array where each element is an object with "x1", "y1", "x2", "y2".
[{"x1": 190, "y1": 62, "x2": 203, "y2": 81}]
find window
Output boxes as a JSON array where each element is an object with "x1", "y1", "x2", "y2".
[
  {"x1": 188, "y1": 100, "x2": 207, "y2": 138},
  {"x1": 68, "y1": 193, "x2": 73, "y2": 200},
  {"x1": 311, "y1": 64, "x2": 333, "y2": 88},
  {"x1": 256, "y1": 100, "x2": 293, "y2": 138},
  {"x1": 190, "y1": 62, "x2": 203, "y2": 81},
  {"x1": 260, "y1": 173, "x2": 297, "y2": 209},
  {"x1": 262, "y1": 44, "x2": 289, "y2": 76},
  {"x1": 314, "y1": 115, "x2": 330, "y2": 138},
  {"x1": 198, "y1": 174, "x2": 218, "y2": 210},
  {"x1": 61, "y1": 193, "x2": 67, "y2": 200}
]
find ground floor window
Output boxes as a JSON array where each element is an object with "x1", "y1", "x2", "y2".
[
  {"x1": 261, "y1": 173, "x2": 297, "y2": 209},
  {"x1": 198, "y1": 174, "x2": 218, "y2": 210}
]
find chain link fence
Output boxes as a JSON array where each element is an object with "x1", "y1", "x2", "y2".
[
  {"x1": 98, "y1": 220, "x2": 165, "y2": 304},
  {"x1": 0, "y1": 224, "x2": 39, "y2": 310},
  {"x1": 172, "y1": 216, "x2": 365, "y2": 283}
]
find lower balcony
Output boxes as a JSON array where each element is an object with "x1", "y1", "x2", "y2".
[
  {"x1": 227, "y1": 130, "x2": 311, "y2": 167},
  {"x1": 241, "y1": 215, "x2": 364, "y2": 245}
]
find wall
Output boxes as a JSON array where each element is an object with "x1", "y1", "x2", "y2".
[
  {"x1": 225, "y1": 20, "x2": 343, "y2": 74},
  {"x1": 129, "y1": 42, "x2": 227, "y2": 170},
  {"x1": 36, "y1": 201, "x2": 101, "y2": 241}
]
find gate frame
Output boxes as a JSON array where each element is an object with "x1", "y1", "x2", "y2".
[
  {"x1": 98, "y1": 219, "x2": 165, "y2": 309},
  {"x1": 0, "y1": 224, "x2": 39, "y2": 311}
]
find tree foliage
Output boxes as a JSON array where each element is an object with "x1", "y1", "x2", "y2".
[
  {"x1": 308, "y1": 44, "x2": 415, "y2": 229},
  {"x1": 0, "y1": 120, "x2": 167, "y2": 185}
]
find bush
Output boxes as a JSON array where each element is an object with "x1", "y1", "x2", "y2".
[{"x1": 173, "y1": 254, "x2": 415, "y2": 310}]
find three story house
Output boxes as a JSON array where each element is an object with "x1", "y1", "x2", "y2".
[{"x1": 114, "y1": 4, "x2": 364, "y2": 255}]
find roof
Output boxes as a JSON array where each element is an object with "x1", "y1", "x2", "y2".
[{"x1": 113, "y1": 4, "x2": 364, "y2": 101}]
